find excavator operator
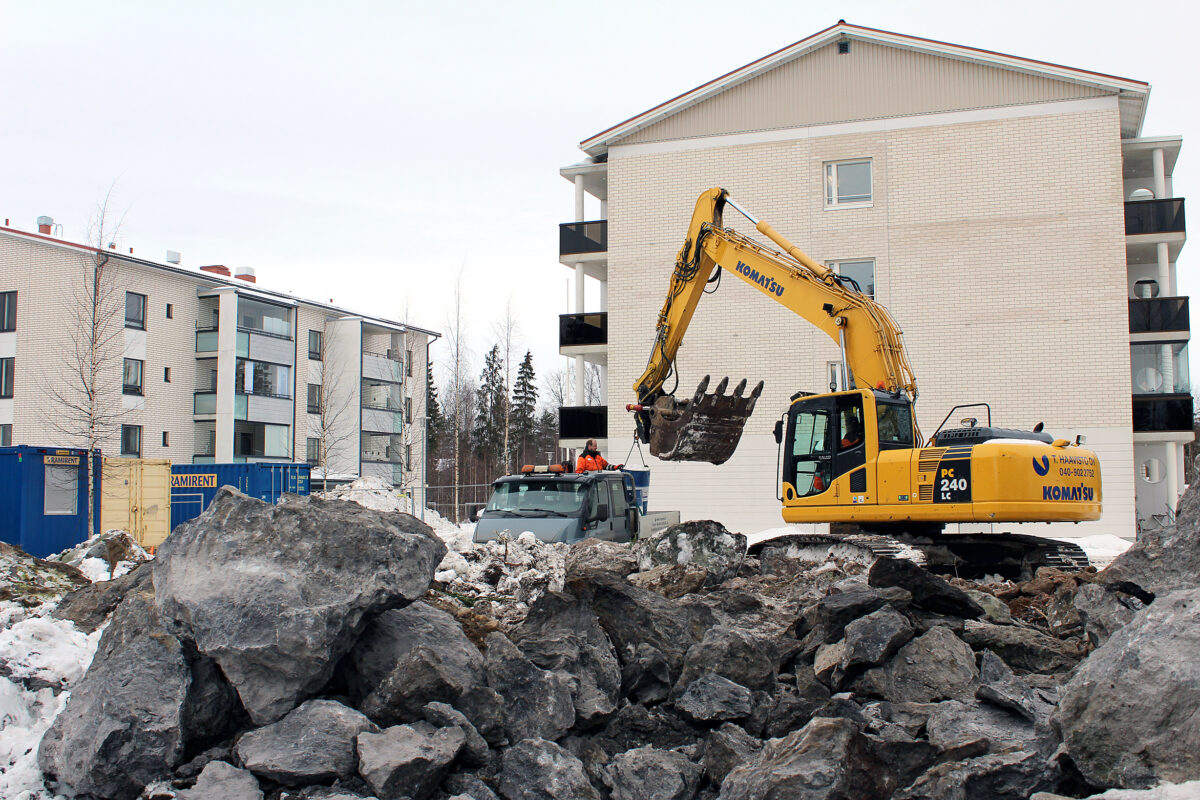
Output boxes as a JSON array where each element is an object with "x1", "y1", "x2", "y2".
[{"x1": 576, "y1": 439, "x2": 624, "y2": 473}]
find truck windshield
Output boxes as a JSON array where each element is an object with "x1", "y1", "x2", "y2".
[{"x1": 485, "y1": 480, "x2": 587, "y2": 515}]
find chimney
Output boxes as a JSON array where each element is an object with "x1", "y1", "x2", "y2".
[
  {"x1": 37, "y1": 216, "x2": 53, "y2": 235},
  {"x1": 166, "y1": 250, "x2": 182, "y2": 264},
  {"x1": 234, "y1": 266, "x2": 256, "y2": 283},
  {"x1": 199, "y1": 264, "x2": 231, "y2": 276}
]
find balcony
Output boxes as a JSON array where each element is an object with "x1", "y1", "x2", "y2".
[
  {"x1": 1126, "y1": 199, "x2": 1186, "y2": 236},
  {"x1": 196, "y1": 328, "x2": 218, "y2": 354},
  {"x1": 560, "y1": 312, "x2": 607, "y2": 348},
  {"x1": 363, "y1": 351, "x2": 404, "y2": 383},
  {"x1": 194, "y1": 392, "x2": 216, "y2": 415},
  {"x1": 560, "y1": 220, "x2": 607, "y2": 256},
  {"x1": 559, "y1": 405, "x2": 607, "y2": 441},
  {"x1": 1133, "y1": 394, "x2": 1194, "y2": 433},
  {"x1": 1129, "y1": 297, "x2": 1190, "y2": 334},
  {"x1": 362, "y1": 433, "x2": 405, "y2": 465}
]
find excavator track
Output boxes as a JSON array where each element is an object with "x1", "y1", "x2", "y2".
[{"x1": 749, "y1": 533, "x2": 928, "y2": 568}]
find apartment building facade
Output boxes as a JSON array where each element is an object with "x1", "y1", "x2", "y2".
[
  {"x1": 559, "y1": 22, "x2": 1188, "y2": 538},
  {"x1": 0, "y1": 221, "x2": 437, "y2": 495}
]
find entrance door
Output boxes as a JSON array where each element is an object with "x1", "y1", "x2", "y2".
[{"x1": 783, "y1": 397, "x2": 834, "y2": 499}]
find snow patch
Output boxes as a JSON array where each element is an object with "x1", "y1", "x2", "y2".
[
  {"x1": 1057, "y1": 534, "x2": 1133, "y2": 570},
  {"x1": 0, "y1": 616, "x2": 101, "y2": 690}
]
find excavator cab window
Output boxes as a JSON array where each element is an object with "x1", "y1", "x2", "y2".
[
  {"x1": 783, "y1": 399, "x2": 833, "y2": 496},
  {"x1": 833, "y1": 394, "x2": 867, "y2": 480},
  {"x1": 877, "y1": 400, "x2": 915, "y2": 450}
]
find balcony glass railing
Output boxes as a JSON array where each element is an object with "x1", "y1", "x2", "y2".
[
  {"x1": 1129, "y1": 297, "x2": 1190, "y2": 334},
  {"x1": 362, "y1": 433, "x2": 405, "y2": 464},
  {"x1": 559, "y1": 405, "x2": 607, "y2": 440},
  {"x1": 560, "y1": 220, "x2": 608, "y2": 256},
  {"x1": 194, "y1": 392, "x2": 216, "y2": 415},
  {"x1": 560, "y1": 312, "x2": 607, "y2": 348},
  {"x1": 1133, "y1": 395, "x2": 1194, "y2": 433},
  {"x1": 196, "y1": 329, "x2": 218, "y2": 353},
  {"x1": 1125, "y1": 199, "x2": 1186, "y2": 236},
  {"x1": 1131, "y1": 342, "x2": 1190, "y2": 395}
]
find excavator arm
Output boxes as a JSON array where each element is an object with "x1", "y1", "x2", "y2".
[{"x1": 631, "y1": 187, "x2": 918, "y2": 464}]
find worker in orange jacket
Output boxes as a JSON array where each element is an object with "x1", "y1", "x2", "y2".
[{"x1": 576, "y1": 439, "x2": 623, "y2": 473}]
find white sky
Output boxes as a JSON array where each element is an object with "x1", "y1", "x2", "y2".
[{"x1": 3, "y1": 0, "x2": 1198, "y2": 404}]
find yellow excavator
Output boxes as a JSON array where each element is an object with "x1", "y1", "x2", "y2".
[{"x1": 628, "y1": 188, "x2": 1102, "y2": 575}]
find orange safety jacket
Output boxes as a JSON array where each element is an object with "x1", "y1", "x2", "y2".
[{"x1": 576, "y1": 452, "x2": 609, "y2": 473}]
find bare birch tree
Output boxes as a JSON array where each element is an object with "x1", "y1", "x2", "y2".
[
  {"x1": 491, "y1": 298, "x2": 519, "y2": 474},
  {"x1": 444, "y1": 268, "x2": 472, "y2": 521},
  {"x1": 43, "y1": 190, "x2": 128, "y2": 536},
  {"x1": 311, "y1": 318, "x2": 356, "y2": 491}
]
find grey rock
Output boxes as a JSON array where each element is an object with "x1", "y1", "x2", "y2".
[
  {"x1": 868, "y1": 557, "x2": 984, "y2": 618},
  {"x1": 703, "y1": 723, "x2": 762, "y2": 787},
  {"x1": 965, "y1": 589, "x2": 1013, "y2": 624},
  {"x1": 422, "y1": 701, "x2": 489, "y2": 767},
  {"x1": 925, "y1": 699, "x2": 1042, "y2": 756},
  {"x1": 1101, "y1": 482, "x2": 1200, "y2": 595},
  {"x1": 635, "y1": 520, "x2": 746, "y2": 584},
  {"x1": 894, "y1": 749, "x2": 1058, "y2": 800},
  {"x1": 590, "y1": 703, "x2": 705, "y2": 755},
  {"x1": 604, "y1": 745, "x2": 701, "y2": 800},
  {"x1": 455, "y1": 685, "x2": 507, "y2": 747},
  {"x1": 813, "y1": 589, "x2": 890, "y2": 641},
  {"x1": 676, "y1": 625, "x2": 779, "y2": 693},
  {"x1": 1053, "y1": 587, "x2": 1200, "y2": 789},
  {"x1": 761, "y1": 669, "x2": 831, "y2": 738},
  {"x1": 356, "y1": 724, "x2": 465, "y2": 800},
  {"x1": 497, "y1": 738, "x2": 602, "y2": 800},
  {"x1": 718, "y1": 717, "x2": 888, "y2": 800},
  {"x1": 154, "y1": 489, "x2": 445, "y2": 724},
  {"x1": 961, "y1": 620, "x2": 1084, "y2": 674},
  {"x1": 841, "y1": 605, "x2": 914, "y2": 673},
  {"x1": 52, "y1": 562, "x2": 151, "y2": 633},
  {"x1": 351, "y1": 602, "x2": 485, "y2": 725},
  {"x1": 1074, "y1": 582, "x2": 1142, "y2": 647},
  {"x1": 975, "y1": 650, "x2": 1044, "y2": 722},
  {"x1": 296, "y1": 789, "x2": 380, "y2": 800},
  {"x1": 561, "y1": 734, "x2": 612, "y2": 789},
  {"x1": 38, "y1": 585, "x2": 236, "y2": 800},
  {"x1": 565, "y1": 538, "x2": 638, "y2": 581},
  {"x1": 852, "y1": 626, "x2": 979, "y2": 704},
  {"x1": 177, "y1": 760, "x2": 263, "y2": 800},
  {"x1": 674, "y1": 673, "x2": 753, "y2": 723},
  {"x1": 813, "y1": 640, "x2": 845, "y2": 688},
  {"x1": 628, "y1": 563, "x2": 710, "y2": 599},
  {"x1": 485, "y1": 632, "x2": 576, "y2": 742},
  {"x1": 443, "y1": 773, "x2": 501, "y2": 800},
  {"x1": 236, "y1": 699, "x2": 378, "y2": 786},
  {"x1": 511, "y1": 591, "x2": 620, "y2": 726}
]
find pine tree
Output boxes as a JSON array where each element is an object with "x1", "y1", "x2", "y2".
[
  {"x1": 510, "y1": 351, "x2": 538, "y2": 466},
  {"x1": 426, "y1": 361, "x2": 444, "y2": 457},
  {"x1": 473, "y1": 345, "x2": 506, "y2": 477}
]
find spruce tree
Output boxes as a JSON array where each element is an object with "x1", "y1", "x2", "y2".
[
  {"x1": 426, "y1": 361, "x2": 444, "y2": 458},
  {"x1": 473, "y1": 345, "x2": 506, "y2": 476},
  {"x1": 510, "y1": 351, "x2": 538, "y2": 466}
]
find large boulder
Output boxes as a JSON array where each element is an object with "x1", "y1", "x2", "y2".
[
  {"x1": 960, "y1": 620, "x2": 1084, "y2": 674},
  {"x1": 603, "y1": 745, "x2": 701, "y2": 800},
  {"x1": 38, "y1": 585, "x2": 239, "y2": 800},
  {"x1": 635, "y1": 520, "x2": 746, "y2": 584},
  {"x1": 868, "y1": 557, "x2": 984, "y2": 618},
  {"x1": 840, "y1": 606, "x2": 914, "y2": 674},
  {"x1": 422, "y1": 701, "x2": 490, "y2": 767},
  {"x1": 565, "y1": 538, "x2": 638, "y2": 581},
  {"x1": 676, "y1": 625, "x2": 780, "y2": 693},
  {"x1": 1053, "y1": 587, "x2": 1200, "y2": 789},
  {"x1": 703, "y1": 723, "x2": 763, "y2": 786},
  {"x1": 627, "y1": 563, "x2": 709, "y2": 599},
  {"x1": 924, "y1": 699, "x2": 1043, "y2": 756},
  {"x1": 176, "y1": 761, "x2": 263, "y2": 800},
  {"x1": 485, "y1": 632, "x2": 576, "y2": 742},
  {"x1": 235, "y1": 699, "x2": 378, "y2": 786},
  {"x1": 1101, "y1": 482, "x2": 1200, "y2": 595},
  {"x1": 497, "y1": 738, "x2": 602, "y2": 800},
  {"x1": 153, "y1": 489, "x2": 445, "y2": 724},
  {"x1": 510, "y1": 591, "x2": 621, "y2": 726},
  {"x1": 852, "y1": 626, "x2": 979, "y2": 704},
  {"x1": 674, "y1": 673, "x2": 753, "y2": 723},
  {"x1": 895, "y1": 750, "x2": 1058, "y2": 800},
  {"x1": 1073, "y1": 582, "x2": 1143, "y2": 648},
  {"x1": 51, "y1": 563, "x2": 151, "y2": 633},
  {"x1": 349, "y1": 601, "x2": 486, "y2": 725},
  {"x1": 356, "y1": 723, "x2": 465, "y2": 800}
]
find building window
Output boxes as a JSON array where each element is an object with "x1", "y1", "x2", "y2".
[
  {"x1": 307, "y1": 383, "x2": 320, "y2": 414},
  {"x1": 406, "y1": 349, "x2": 413, "y2": 377},
  {"x1": 406, "y1": 444, "x2": 412, "y2": 468},
  {"x1": 0, "y1": 291, "x2": 16, "y2": 331},
  {"x1": 307, "y1": 437, "x2": 320, "y2": 465},
  {"x1": 825, "y1": 159, "x2": 872, "y2": 207},
  {"x1": 162, "y1": 431, "x2": 170, "y2": 447},
  {"x1": 235, "y1": 359, "x2": 292, "y2": 398},
  {"x1": 166, "y1": 303, "x2": 174, "y2": 319},
  {"x1": 0, "y1": 424, "x2": 10, "y2": 446},
  {"x1": 44, "y1": 464, "x2": 78, "y2": 515},
  {"x1": 123, "y1": 358, "x2": 144, "y2": 395},
  {"x1": 830, "y1": 259, "x2": 875, "y2": 299},
  {"x1": 125, "y1": 292, "x2": 147, "y2": 330},
  {"x1": 309, "y1": 330, "x2": 322, "y2": 360},
  {"x1": 405, "y1": 396, "x2": 412, "y2": 424},
  {"x1": 0, "y1": 357, "x2": 12, "y2": 398},
  {"x1": 164, "y1": 366, "x2": 171, "y2": 383},
  {"x1": 121, "y1": 425, "x2": 142, "y2": 457}
]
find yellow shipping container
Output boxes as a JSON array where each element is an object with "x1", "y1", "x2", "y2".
[{"x1": 101, "y1": 458, "x2": 172, "y2": 548}]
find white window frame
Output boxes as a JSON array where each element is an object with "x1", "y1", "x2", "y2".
[
  {"x1": 824, "y1": 159, "x2": 873, "y2": 209},
  {"x1": 829, "y1": 258, "x2": 876, "y2": 300}
]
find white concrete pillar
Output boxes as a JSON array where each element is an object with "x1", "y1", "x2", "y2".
[
  {"x1": 1152, "y1": 148, "x2": 1167, "y2": 199},
  {"x1": 1157, "y1": 241, "x2": 1172, "y2": 296},
  {"x1": 575, "y1": 263, "x2": 586, "y2": 405},
  {"x1": 1166, "y1": 441, "x2": 1180, "y2": 516},
  {"x1": 600, "y1": 199, "x2": 608, "y2": 219},
  {"x1": 575, "y1": 175, "x2": 585, "y2": 222},
  {"x1": 1156, "y1": 240, "x2": 1175, "y2": 393},
  {"x1": 214, "y1": 288, "x2": 240, "y2": 462}
]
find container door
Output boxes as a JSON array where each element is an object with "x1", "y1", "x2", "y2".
[
  {"x1": 101, "y1": 457, "x2": 135, "y2": 538},
  {"x1": 139, "y1": 461, "x2": 171, "y2": 548}
]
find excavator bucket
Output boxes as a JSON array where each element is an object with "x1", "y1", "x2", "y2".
[{"x1": 647, "y1": 376, "x2": 764, "y2": 465}]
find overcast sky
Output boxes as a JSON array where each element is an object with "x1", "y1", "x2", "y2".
[{"x1": 3, "y1": 0, "x2": 1198, "y2": 402}]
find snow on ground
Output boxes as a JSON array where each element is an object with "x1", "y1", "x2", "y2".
[{"x1": 1064, "y1": 534, "x2": 1133, "y2": 570}]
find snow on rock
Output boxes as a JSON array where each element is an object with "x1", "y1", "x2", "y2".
[
  {"x1": 48, "y1": 531, "x2": 151, "y2": 584},
  {"x1": 0, "y1": 544, "x2": 89, "y2": 608},
  {"x1": 0, "y1": 678, "x2": 69, "y2": 800},
  {"x1": 319, "y1": 477, "x2": 476, "y2": 557},
  {"x1": 435, "y1": 532, "x2": 568, "y2": 630},
  {"x1": 0, "y1": 616, "x2": 101, "y2": 691}
]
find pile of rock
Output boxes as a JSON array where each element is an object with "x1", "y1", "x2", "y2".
[{"x1": 27, "y1": 485, "x2": 1200, "y2": 799}]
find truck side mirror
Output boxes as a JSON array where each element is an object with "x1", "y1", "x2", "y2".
[
  {"x1": 594, "y1": 503, "x2": 609, "y2": 521},
  {"x1": 468, "y1": 505, "x2": 483, "y2": 522},
  {"x1": 773, "y1": 418, "x2": 784, "y2": 444},
  {"x1": 627, "y1": 507, "x2": 639, "y2": 536}
]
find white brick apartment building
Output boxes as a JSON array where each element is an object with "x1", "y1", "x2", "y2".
[
  {"x1": 558, "y1": 22, "x2": 1189, "y2": 539},
  {"x1": 0, "y1": 219, "x2": 437, "y2": 495}
]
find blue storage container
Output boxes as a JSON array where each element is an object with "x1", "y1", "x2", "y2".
[
  {"x1": 0, "y1": 446, "x2": 102, "y2": 558},
  {"x1": 170, "y1": 463, "x2": 310, "y2": 531},
  {"x1": 622, "y1": 467, "x2": 651, "y2": 515}
]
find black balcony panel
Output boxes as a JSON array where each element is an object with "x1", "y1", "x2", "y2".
[
  {"x1": 1129, "y1": 297, "x2": 1190, "y2": 334},
  {"x1": 1133, "y1": 394, "x2": 1194, "y2": 433},
  {"x1": 560, "y1": 312, "x2": 608, "y2": 348},
  {"x1": 560, "y1": 220, "x2": 608, "y2": 256},
  {"x1": 1125, "y1": 198, "x2": 1186, "y2": 236},
  {"x1": 560, "y1": 405, "x2": 607, "y2": 440}
]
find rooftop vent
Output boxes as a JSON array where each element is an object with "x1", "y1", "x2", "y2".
[
  {"x1": 234, "y1": 267, "x2": 256, "y2": 284},
  {"x1": 37, "y1": 216, "x2": 53, "y2": 235},
  {"x1": 166, "y1": 250, "x2": 182, "y2": 264},
  {"x1": 837, "y1": 39, "x2": 850, "y2": 55},
  {"x1": 199, "y1": 264, "x2": 231, "y2": 277}
]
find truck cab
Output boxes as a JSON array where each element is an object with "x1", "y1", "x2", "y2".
[{"x1": 472, "y1": 466, "x2": 641, "y2": 545}]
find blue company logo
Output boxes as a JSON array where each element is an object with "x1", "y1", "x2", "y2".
[
  {"x1": 1032, "y1": 456, "x2": 1050, "y2": 476},
  {"x1": 734, "y1": 261, "x2": 785, "y2": 297}
]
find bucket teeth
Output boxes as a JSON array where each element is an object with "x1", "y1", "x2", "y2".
[{"x1": 648, "y1": 376, "x2": 764, "y2": 465}]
